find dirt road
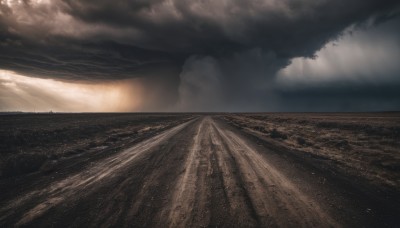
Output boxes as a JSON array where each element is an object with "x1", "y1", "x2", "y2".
[{"x1": 0, "y1": 116, "x2": 398, "y2": 227}]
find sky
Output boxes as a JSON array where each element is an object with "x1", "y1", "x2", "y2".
[{"x1": 0, "y1": 0, "x2": 399, "y2": 112}]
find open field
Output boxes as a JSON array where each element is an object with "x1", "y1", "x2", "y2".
[
  {"x1": 0, "y1": 113, "x2": 399, "y2": 227},
  {"x1": 0, "y1": 113, "x2": 194, "y2": 178},
  {"x1": 222, "y1": 113, "x2": 400, "y2": 191}
]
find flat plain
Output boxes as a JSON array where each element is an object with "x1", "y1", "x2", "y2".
[{"x1": 0, "y1": 113, "x2": 399, "y2": 227}]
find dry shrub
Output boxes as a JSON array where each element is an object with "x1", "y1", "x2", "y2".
[
  {"x1": 1, "y1": 153, "x2": 47, "y2": 178},
  {"x1": 270, "y1": 129, "x2": 288, "y2": 140}
]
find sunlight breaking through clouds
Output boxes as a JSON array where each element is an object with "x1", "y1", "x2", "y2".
[{"x1": 0, "y1": 70, "x2": 143, "y2": 112}]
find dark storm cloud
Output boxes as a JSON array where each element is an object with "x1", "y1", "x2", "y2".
[
  {"x1": 0, "y1": 0, "x2": 187, "y2": 81},
  {"x1": 0, "y1": 0, "x2": 400, "y2": 111},
  {"x1": 2, "y1": 0, "x2": 399, "y2": 76},
  {"x1": 177, "y1": 49, "x2": 289, "y2": 111},
  {"x1": 274, "y1": 17, "x2": 400, "y2": 111},
  {"x1": 58, "y1": 0, "x2": 400, "y2": 57},
  {"x1": 0, "y1": 38, "x2": 185, "y2": 80}
]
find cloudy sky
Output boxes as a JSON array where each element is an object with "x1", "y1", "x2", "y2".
[{"x1": 0, "y1": 0, "x2": 399, "y2": 112}]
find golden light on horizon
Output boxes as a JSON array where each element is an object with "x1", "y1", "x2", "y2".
[
  {"x1": 0, "y1": 0, "x2": 50, "y2": 6},
  {"x1": 0, "y1": 70, "x2": 143, "y2": 112}
]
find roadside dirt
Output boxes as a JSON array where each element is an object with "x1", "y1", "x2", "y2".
[
  {"x1": 0, "y1": 113, "x2": 193, "y2": 178},
  {"x1": 0, "y1": 115, "x2": 399, "y2": 227}
]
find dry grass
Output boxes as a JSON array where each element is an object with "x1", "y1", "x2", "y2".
[{"x1": 222, "y1": 113, "x2": 400, "y2": 190}]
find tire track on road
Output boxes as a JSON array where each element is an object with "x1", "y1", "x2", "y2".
[
  {"x1": 1, "y1": 116, "x2": 342, "y2": 227},
  {"x1": 168, "y1": 117, "x2": 207, "y2": 227},
  {"x1": 168, "y1": 116, "x2": 338, "y2": 227},
  {"x1": 0, "y1": 119, "x2": 195, "y2": 226},
  {"x1": 213, "y1": 119, "x2": 338, "y2": 227},
  {"x1": 168, "y1": 117, "x2": 238, "y2": 227}
]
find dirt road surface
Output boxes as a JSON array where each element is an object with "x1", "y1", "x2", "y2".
[{"x1": 0, "y1": 116, "x2": 399, "y2": 227}]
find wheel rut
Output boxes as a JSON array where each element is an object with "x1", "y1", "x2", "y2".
[{"x1": 0, "y1": 116, "x2": 346, "y2": 227}]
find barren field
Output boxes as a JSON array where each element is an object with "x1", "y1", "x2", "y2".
[
  {"x1": 0, "y1": 113, "x2": 399, "y2": 227},
  {"x1": 222, "y1": 113, "x2": 400, "y2": 190}
]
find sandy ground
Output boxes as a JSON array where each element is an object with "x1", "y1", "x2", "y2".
[{"x1": 0, "y1": 115, "x2": 399, "y2": 227}]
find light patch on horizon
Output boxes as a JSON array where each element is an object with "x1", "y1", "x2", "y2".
[
  {"x1": 0, "y1": 0, "x2": 50, "y2": 6},
  {"x1": 0, "y1": 70, "x2": 143, "y2": 112}
]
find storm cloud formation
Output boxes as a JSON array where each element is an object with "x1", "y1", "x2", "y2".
[{"x1": 0, "y1": 0, "x2": 399, "y2": 111}]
